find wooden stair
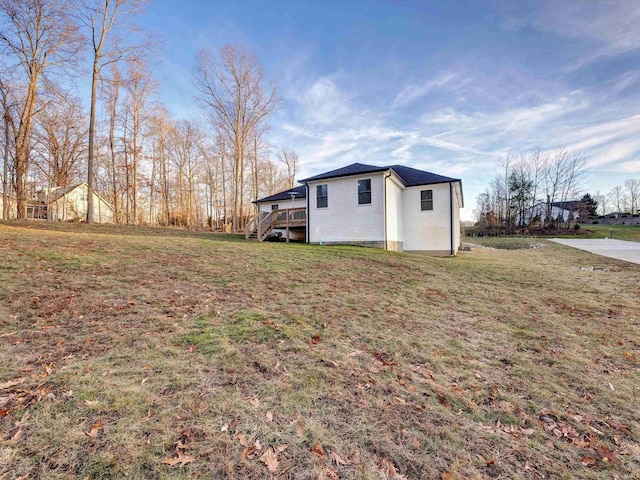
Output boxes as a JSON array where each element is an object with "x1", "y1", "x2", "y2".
[{"x1": 245, "y1": 208, "x2": 306, "y2": 242}]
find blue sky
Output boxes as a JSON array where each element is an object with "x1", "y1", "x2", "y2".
[{"x1": 138, "y1": 0, "x2": 640, "y2": 219}]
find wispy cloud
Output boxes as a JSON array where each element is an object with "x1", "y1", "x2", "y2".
[
  {"x1": 391, "y1": 70, "x2": 467, "y2": 108},
  {"x1": 498, "y1": 1, "x2": 640, "y2": 70}
]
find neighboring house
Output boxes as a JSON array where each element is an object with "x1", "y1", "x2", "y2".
[
  {"x1": 248, "y1": 163, "x2": 464, "y2": 256},
  {"x1": 31, "y1": 183, "x2": 115, "y2": 223},
  {"x1": 517, "y1": 200, "x2": 582, "y2": 225},
  {"x1": 0, "y1": 192, "x2": 17, "y2": 220}
]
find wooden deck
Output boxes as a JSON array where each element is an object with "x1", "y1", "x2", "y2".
[{"x1": 245, "y1": 207, "x2": 306, "y2": 242}]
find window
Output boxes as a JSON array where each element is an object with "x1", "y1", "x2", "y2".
[
  {"x1": 316, "y1": 184, "x2": 328, "y2": 208},
  {"x1": 271, "y1": 204, "x2": 279, "y2": 211},
  {"x1": 358, "y1": 179, "x2": 371, "y2": 205},
  {"x1": 421, "y1": 189, "x2": 433, "y2": 211}
]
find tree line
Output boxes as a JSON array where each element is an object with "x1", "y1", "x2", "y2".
[
  {"x1": 0, "y1": 0, "x2": 298, "y2": 230},
  {"x1": 474, "y1": 146, "x2": 587, "y2": 231},
  {"x1": 594, "y1": 179, "x2": 640, "y2": 216}
]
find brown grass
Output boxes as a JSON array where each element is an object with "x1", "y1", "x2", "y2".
[{"x1": 0, "y1": 221, "x2": 639, "y2": 479}]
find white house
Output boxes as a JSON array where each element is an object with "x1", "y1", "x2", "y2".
[
  {"x1": 40, "y1": 183, "x2": 115, "y2": 223},
  {"x1": 517, "y1": 200, "x2": 582, "y2": 225},
  {"x1": 249, "y1": 163, "x2": 464, "y2": 256},
  {"x1": 0, "y1": 192, "x2": 17, "y2": 220}
]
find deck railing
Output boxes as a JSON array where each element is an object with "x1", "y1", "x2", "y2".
[
  {"x1": 273, "y1": 207, "x2": 306, "y2": 227},
  {"x1": 256, "y1": 210, "x2": 276, "y2": 241},
  {"x1": 246, "y1": 207, "x2": 307, "y2": 241},
  {"x1": 245, "y1": 211, "x2": 268, "y2": 239}
]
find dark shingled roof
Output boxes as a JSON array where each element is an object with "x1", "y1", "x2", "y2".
[
  {"x1": 254, "y1": 185, "x2": 306, "y2": 204},
  {"x1": 551, "y1": 200, "x2": 583, "y2": 210},
  {"x1": 299, "y1": 163, "x2": 389, "y2": 183},
  {"x1": 299, "y1": 162, "x2": 460, "y2": 186},
  {"x1": 387, "y1": 164, "x2": 460, "y2": 187}
]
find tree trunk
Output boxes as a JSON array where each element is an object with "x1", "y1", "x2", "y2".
[{"x1": 87, "y1": 56, "x2": 99, "y2": 224}]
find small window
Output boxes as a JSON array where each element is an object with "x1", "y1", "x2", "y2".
[
  {"x1": 316, "y1": 184, "x2": 328, "y2": 208},
  {"x1": 421, "y1": 189, "x2": 433, "y2": 211},
  {"x1": 358, "y1": 179, "x2": 371, "y2": 205},
  {"x1": 271, "y1": 204, "x2": 279, "y2": 211}
]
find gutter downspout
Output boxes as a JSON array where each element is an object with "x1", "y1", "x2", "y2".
[
  {"x1": 384, "y1": 171, "x2": 391, "y2": 250},
  {"x1": 450, "y1": 182, "x2": 454, "y2": 256},
  {"x1": 305, "y1": 183, "x2": 309, "y2": 244}
]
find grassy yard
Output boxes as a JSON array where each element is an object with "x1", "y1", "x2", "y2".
[
  {"x1": 576, "y1": 225, "x2": 640, "y2": 242},
  {"x1": 1, "y1": 222, "x2": 639, "y2": 479}
]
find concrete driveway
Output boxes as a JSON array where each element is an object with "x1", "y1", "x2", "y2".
[{"x1": 549, "y1": 238, "x2": 640, "y2": 265}]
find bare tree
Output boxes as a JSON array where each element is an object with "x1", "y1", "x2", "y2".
[
  {"x1": 32, "y1": 93, "x2": 87, "y2": 188},
  {"x1": 101, "y1": 63, "x2": 125, "y2": 222},
  {"x1": 624, "y1": 178, "x2": 639, "y2": 214},
  {"x1": 123, "y1": 58, "x2": 156, "y2": 225},
  {"x1": 170, "y1": 119, "x2": 203, "y2": 228},
  {"x1": 78, "y1": 0, "x2": 149, "y2": 223},
  {"x1": 593, "y1": 190, "x2": 607, "y2": 216},
  {"x1": 147, "y1": 105, "x2": 173, "y2": 226},
  {"x1": 194, "y1": 45, "x2": 278, "y2": 231},
  {"x1": 0, "y1": 0, "x2": 83, "y2": 218},
  {"x1": 278, "y1": 147, "x2": 299, "y2": 189},
  {"x1": 607, "y1": 185, "x2": 627, "y2": 214},
  {"x1": 0, "y1": 75, "x2": 16, "y2": 219}
]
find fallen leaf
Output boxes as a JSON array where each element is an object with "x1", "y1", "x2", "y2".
[
  {"x1": 441, "y1": 472, "x2": 454, "y2": 480},
  {"x1": 84, "y1": 400, "x2": 99, "y2": 407},
  {"x1": 521, "y1": 428, "x2": 535, "y2": 436},
  {"x1": 260, "y1": 446, "x2": 279, "y2": 473},
  {"x1": 330, "y1": 450, "x2": 348, "y2": 466},
  {"x1": 3, "y1": 428, "x2": 23, "y2": 444},
  {"x1": 0, "y1": 379, "x2": 25, "y2": 390},
  {"x1": 248, "y1": 396, "x2": 260, "y2": 407},
  {"x1": 266, "y1": 411, "x2": 273, "y2": 422},
  {"x1": 243, "y1": 445, "x2": 260, "y2": 460},
  {"x1": 310, "y1": 442, "x2": 325, "y2": 457},
  {"x1": 623, "y1": 351, "x2": 636, "y2": 360},
  {"x1": 325, "y1": 467, "x2": 339, "y2": 479},
  {"x1": 594, "y1": 445, "x2": 619, "y2": 464},
  {"x1": 62, "y1": 390, "x2": 73, "y2": 398},
  {"x1": 0, "y1": 409, "x2": 8, "y2": 417},
  {"x1": 45, "y1": 363, "x2": 53, "y2": 375},
  {"x1": 86, "y1": 421, "x2": 103, "y2": 438},
  {"x1": 581, "y1": 456, "x2": 597, "y2": 467},
  {"x1": 162, "y1": 449, "x2": 196, "y2": 467},
  {"x1": 379, "y1": 458, "x2": 408, "y2": 479},
  {"x1": 235, "y1": 433, "x2": 252, "y2": 447},
  {"x1": 610, "y1": 420, "x2": 631, "y2": 436}
]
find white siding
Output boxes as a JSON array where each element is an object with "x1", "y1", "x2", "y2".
[
  {"x1": 401, "y1": 183, "x2": 454, "y2": 253},
  {"x1": 49, "y1": 184, "x2": 114, "y2": 223},
  {"x1": 308, "y1": 173, "x2": 385, "y2": 244},
  {"x1": 385, "y1": 176, "x2": 403, "y2": 247},
  {"x1": 0, "y1": 195, "x2": 16, "y2": 220}
]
